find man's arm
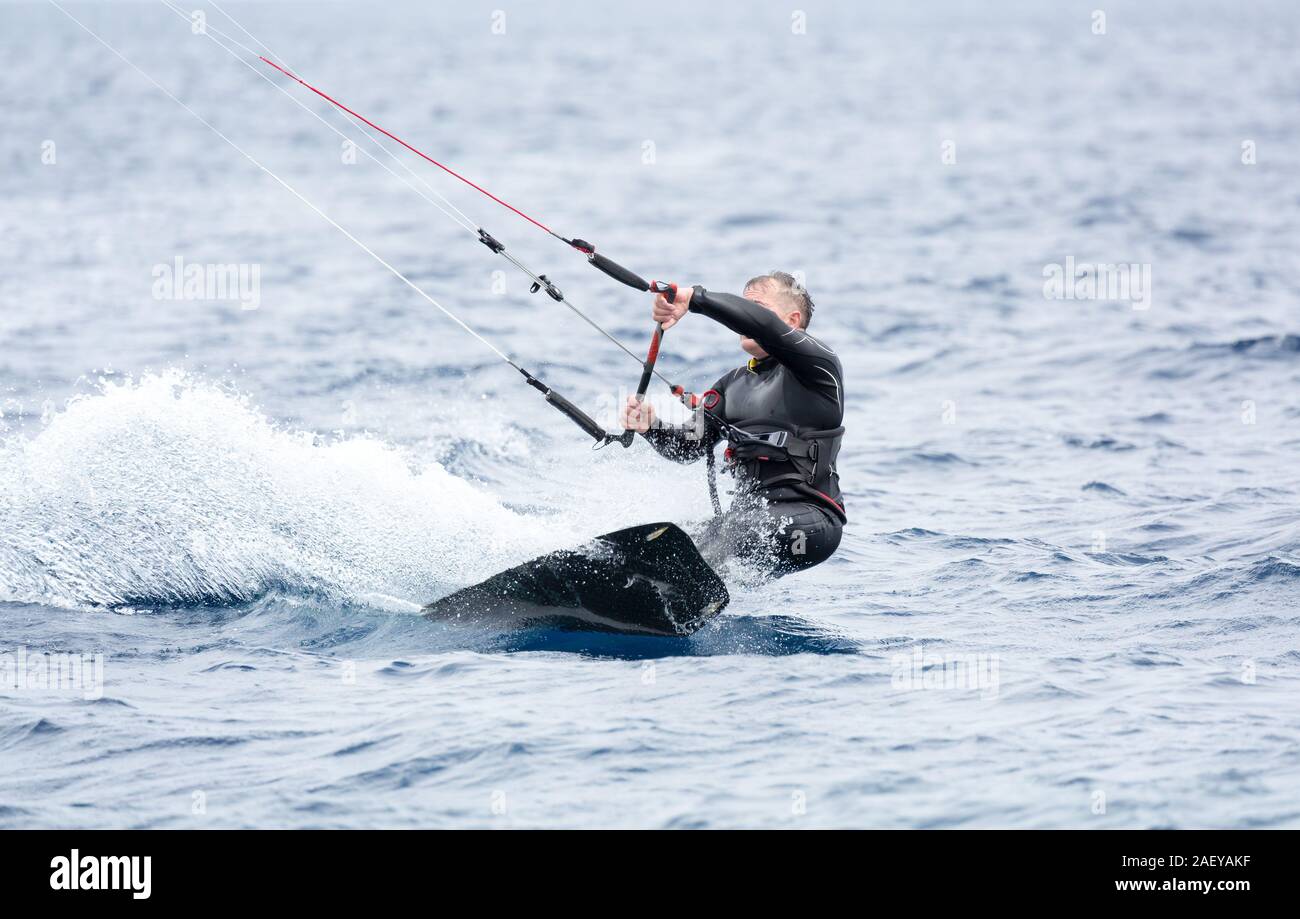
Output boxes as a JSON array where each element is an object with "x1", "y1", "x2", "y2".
[
  {"x1": 631, "y1": 371, "x2": 731, "y2": 462},
  {"x1": 689, "y1": 286, "x2": 843, "y2": 410},
  {"x1": 642, "y1": 420, "x2": 714, "y2": 463}
]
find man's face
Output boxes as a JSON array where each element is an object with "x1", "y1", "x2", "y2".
[{"x1": 740, "y1": 281, "x2": 801, "y2": 359}]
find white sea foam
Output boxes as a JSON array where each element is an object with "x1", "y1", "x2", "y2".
[{"x1": 0, "y1": 372, "x2": 573, "y2": 609}]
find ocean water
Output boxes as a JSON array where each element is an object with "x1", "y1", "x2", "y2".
[{"x1": 2, "y1": 0, "x2": 1300, "y2": 828}]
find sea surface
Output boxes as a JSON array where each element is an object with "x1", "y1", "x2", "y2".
[{"x1": 2, "y1": 0, "x2": 1299, "y2": 828}]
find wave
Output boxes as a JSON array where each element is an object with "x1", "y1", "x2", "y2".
[
  {"x1": 1121, "y1": 334, "x2": 1300, "y2": 378},
  {"x1": 1223, "y1": 334, "x2": 1300, "y2": 354},
  {"x1": 485, "y1": 613, "x2": 861, "y2": 658},
  {"x1": 1081, "y1": 481, "x2": 1126, "y2": 495},
  {"x1": 1061, "y1": 434, "x2": 1136, "y2": 451},
  {"x1": 0, "y1": 372, "x2": 582, "y2": 611}
]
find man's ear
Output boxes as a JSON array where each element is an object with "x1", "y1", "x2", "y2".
[{"x1": 786, "y1": 310, "x2": 802, "y2": 329}]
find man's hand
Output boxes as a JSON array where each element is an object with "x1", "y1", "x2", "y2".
[
  {"x1": 652, "y1": 284, "x2": 693, "y2": 329},
  {"x1": 621, "y1": 394, "x2": 656, "y2": 433}
]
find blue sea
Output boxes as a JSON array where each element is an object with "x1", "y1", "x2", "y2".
[{"x1": 2, "y1": 0, "x2": 1299, "y2": 828}]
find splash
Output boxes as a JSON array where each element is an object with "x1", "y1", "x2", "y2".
[{"x1": 0, "y1": 372, "x2": 576, "y2": 610}]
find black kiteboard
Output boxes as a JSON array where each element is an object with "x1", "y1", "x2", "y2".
[{"x1": 422, "y1": 522, "x2": 729, "y2": 636}]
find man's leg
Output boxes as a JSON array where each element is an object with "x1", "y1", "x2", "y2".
[
  {"x1": 765, "y1": 501, "x2": 843, "y2": 575},
  {"x1": 696, "y1": 498, "x2": 842, "y2": 576}
]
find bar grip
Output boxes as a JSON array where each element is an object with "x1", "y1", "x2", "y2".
[
  {"x1": 588, "y1": 252, "x2": 650, "y2": 292},
  {"x1": 649, "y1": 280, "x2": 678, "y2": 304},
  {"x1": 546, "y1": 389, "x2": 607, "y2": 442},
  {"x1": 633, "y1": 324, "x2": 664, "y2": 398},
  {"x1": 615, "y1": 323, "x2": 668, "y2": 448}
]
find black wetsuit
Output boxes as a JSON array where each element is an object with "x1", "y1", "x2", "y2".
[{"x1": 644, "y1": 286, "x2": 845, "y2": 576}]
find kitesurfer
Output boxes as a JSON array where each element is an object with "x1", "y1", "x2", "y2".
[{"x1": 621, "y1": 272, "x2": 845, "y2": 575}]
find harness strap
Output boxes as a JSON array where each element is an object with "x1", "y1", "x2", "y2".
[
  {"x1": 722, "y1": 424, "x2": 845, "y2": 519},
  {"x1": 705, "y1": 447, "x2": 722, "y2": 516}
]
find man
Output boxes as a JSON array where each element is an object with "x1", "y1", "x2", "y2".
[{"x1": 621, "y1": 272, "x2": 845, "y2": 575}]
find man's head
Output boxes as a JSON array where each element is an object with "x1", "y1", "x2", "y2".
[{"x1": 739, "y1": 271, "x2": 814, "y2": 358}]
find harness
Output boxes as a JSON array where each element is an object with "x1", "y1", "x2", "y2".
[
  {"x1": 703, "y1": 416, "x2": 846, "y2": 522},
  {"x1": 673, "y1": 388, "x2": 847, "y2": 524}
]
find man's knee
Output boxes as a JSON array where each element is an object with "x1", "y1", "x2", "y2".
[{"x1": 771, "y1": 504, "x2": 842, "y2": 573}]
